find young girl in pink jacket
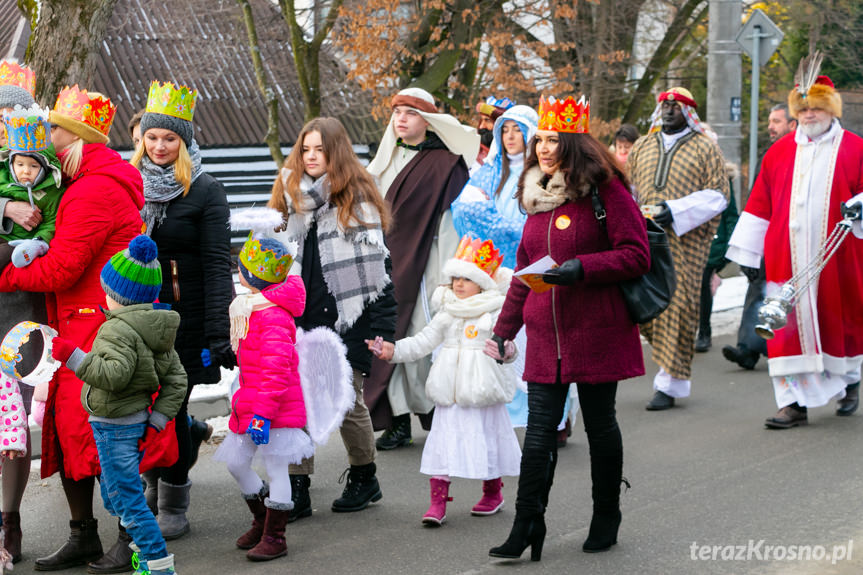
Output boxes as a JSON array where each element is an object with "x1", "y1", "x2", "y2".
[{"x1": 213, "y1": 234, "x2": 311, "y2": 563}]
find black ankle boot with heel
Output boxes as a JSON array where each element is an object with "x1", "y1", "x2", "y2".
[{"x1": 488, "y1": 515, "x2": 547, "y2": 561}]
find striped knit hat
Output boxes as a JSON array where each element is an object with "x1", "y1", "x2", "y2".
[{"x1": 100, "y1": 235, "x2": 162, "y2": 306}]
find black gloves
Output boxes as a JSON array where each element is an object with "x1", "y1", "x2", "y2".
[
  {"x1": 542, "y1": 258, "x2": 584, "y2": 286},
  {"x1": 653, "y1": 202, "x2": 673, "y2": 227},
  {"x1": 490, "y1": 333, "x2": 506, "y2": 365},
  {"x1": 208, "y1": 338, "x2": 237, "y2": 370},
  {"x1": 740, "y1": 266, "x2": 760, "y2": 282}
]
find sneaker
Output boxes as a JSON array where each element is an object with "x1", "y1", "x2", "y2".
[
  {"x1": 375, "y1": 415, "x2": 412, "y2": 450},
  {"x1": 331, "y1": 463, "x2": 383, "y2": 512}
]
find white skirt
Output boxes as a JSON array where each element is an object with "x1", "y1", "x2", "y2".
[
  {"x1": 420, "y1": 403, "x2": 521, "y2": 480},
  {"x1": 772, "y1": 371, "x2": 853, "y2": 409},
  {"x1": 213, "y1": 428, "x2": 315, "y2": 467}
]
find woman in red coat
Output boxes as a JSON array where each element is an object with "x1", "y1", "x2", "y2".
[
  {"x1": 487, "y1": 96, "x2": 649, "y2": 561},
  {"x1": 0, "y1": 86, "x2": 148, "y2": 572}
]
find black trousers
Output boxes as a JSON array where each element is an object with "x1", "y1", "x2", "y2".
[
  {"x1": 737, "y1": 263, "x2": 768, "y2": 356},
  {"x1": 516, "y1": 375, "x2": 622, "y2": 517}
]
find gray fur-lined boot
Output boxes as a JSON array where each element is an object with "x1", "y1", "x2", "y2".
[{"x1": 157, "y1": 479, "x2": 191, "y2": 540}]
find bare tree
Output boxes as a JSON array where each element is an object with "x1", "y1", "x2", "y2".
[{"x1": 17, "y1": 0, "x2": 119, "y2": 103}]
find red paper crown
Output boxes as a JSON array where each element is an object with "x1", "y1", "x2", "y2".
[
  {"x1": 53, "y1": 85, "x2": 116, "y2": 137},
  {"x1": 537, "y1": 95, "x2": 590, "y2": 133},
  {"x1": 0, "y1": 60, "x2": 35, "y2": 95},
  {"x1": 453, "y1": 235, "x2": 503, "y2": 278}
]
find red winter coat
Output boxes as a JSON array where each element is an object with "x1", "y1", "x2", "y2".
[
  {"x1": 0, "y1": 143, "x2": 174, "y2": 480},
  {"x1": 494, "y1": 173, "x2": 650, "y2": 384},
  {"x1": 229, "y1": 276, "x2": 307, "y2": 434}
]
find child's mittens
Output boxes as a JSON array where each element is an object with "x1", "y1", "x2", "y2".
[
  {"x1": 31, "y1": 398, "x2": 46, "y2": 427},
  {"x1": 247, "y1": 414, "x2": 271, "y2": 445},
  {"x1": 50, "y1": 337, "x2": 80, "y2": 364},
  {"x1": 9, "y1": 238, "x2": 49, "y2": 268}
]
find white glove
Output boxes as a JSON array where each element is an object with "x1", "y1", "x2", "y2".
[{"x1": 9, "y1": 238, "x2": 49, "y2": 267}]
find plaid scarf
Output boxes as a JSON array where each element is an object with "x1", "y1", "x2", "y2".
[{"x1": 282, "y1": 173, "x2": 390, "y2": 334}]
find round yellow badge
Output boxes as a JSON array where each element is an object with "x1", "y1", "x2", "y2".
[
  {"x1": 464, "y1": 325, "x2": 478, "y2": 339},
  {"x1": 555, "y1": 215, "x2": 571, "y2": 230}
]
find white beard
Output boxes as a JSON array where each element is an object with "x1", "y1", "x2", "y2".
[{"x1": 798, "y1": 118, "x2": 832, "y2": 139}]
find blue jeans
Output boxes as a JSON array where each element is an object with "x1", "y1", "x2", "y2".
[{"x1": 90, "y1": 422, "x2": 167, "y2": 561}]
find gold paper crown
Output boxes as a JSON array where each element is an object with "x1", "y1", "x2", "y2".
[
  {"x1": 2, "y1": 105, "x2": 50, "y2": 153},
  {"x1": 537, "y1": 95, "x2": 590, "y2": 133},
  {"x1": 146, "y1": 80, "x2": 198, "y2": 122},
  {"x1": 453, "y1": 235, "x2": 503, "y2": 278},
  {"x1": 0, "y1": 60, "x2": 35, "y2": 95},
  {"x1": 239, "y1": 233, "x2": 293, "y2": 284},
  {"x1": 51, "y1": 85, "x2": 116, "y2": 144}
]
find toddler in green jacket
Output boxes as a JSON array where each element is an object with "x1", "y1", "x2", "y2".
[
  {"x1": 0, "y1": 105, "x2": 64, "y2": 268},
  {"x1": 51, "y1": 234, "x2": 186, "y2": 575}
]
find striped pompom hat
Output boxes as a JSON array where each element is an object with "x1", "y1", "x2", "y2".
[{"x1": 100, "y1": 235, "x2": 162, "y2": 305}]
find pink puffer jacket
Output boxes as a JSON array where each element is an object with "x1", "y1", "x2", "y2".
[{"x1": 229, "y1": 276, "x2": 307, "y2": 433}]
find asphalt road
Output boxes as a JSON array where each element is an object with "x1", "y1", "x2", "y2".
[{"x1": 16, "y1": 334, "x2": 863, "y2": 574}]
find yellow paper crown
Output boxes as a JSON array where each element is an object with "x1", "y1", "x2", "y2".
[
  {"x1": 239, "y1": 233, "x2": 293, "y2": 284},
  {"x1": 2, "y1": 105, "x2": 50, "y2": 153},
  {"x1": 146, "y1": 80, "x2": 198, "y2": 122},
  {"x1": 537, "y1": 95, "x2": 590, "y2": 133},
  {"x1": 453, "y1": 235, "x2": 502, "y2": 278},
  {"x1": 52, "y1": 85, "x2": 116, "y2": 139},
  {"x1": 0, "y1": 60, "x2": 35, "y2": 95}
]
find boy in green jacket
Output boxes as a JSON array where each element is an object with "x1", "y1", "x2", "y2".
[{"x1": 51, "y1": 234, "x2": 187, "y2": 575}]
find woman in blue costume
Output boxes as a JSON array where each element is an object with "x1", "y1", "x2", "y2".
[{"x1": 452, "y1": 105, "x2": 576, "y2": 437}]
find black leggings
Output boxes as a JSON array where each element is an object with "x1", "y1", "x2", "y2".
[
  {"x1": 159, "y1": 384, "x2": 193, "y2": 485},
  {"x1": 516, "y1": 378, "x2": 622, "y2": 517}
]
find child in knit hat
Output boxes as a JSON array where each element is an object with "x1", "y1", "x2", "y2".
[
  {"x1": 368, "y1": 235, "x2": 521, "y2": 526},
  {"x1": 213, "y1": 231, "x2": 311, "y2": 563},
  {"x1": 0, "y1": 105, "x2": 63, "y2": 269},
  {"x1": 50, "y1": 234, "x2": 187, "y2": 575}
]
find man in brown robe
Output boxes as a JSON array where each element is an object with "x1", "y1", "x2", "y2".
[{"x1": 365, "y1": 87, "x2": 479, "y2": 448}]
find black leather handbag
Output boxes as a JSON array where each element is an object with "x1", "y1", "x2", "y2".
[{"x1": 591, "y1": 187, "x2": 677, "y2": 324}]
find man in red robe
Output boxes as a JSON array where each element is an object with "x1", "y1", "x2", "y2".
[{"x1": 727, "y1": 64, "x2": 863, "y2": 429}]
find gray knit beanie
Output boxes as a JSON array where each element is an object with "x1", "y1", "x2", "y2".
[
  {"x1": 0, "y1": 85, "x2": 35, "y2": 110},
  {"x1": 140, "y1": 111, "x2": 194, "y2": 147}
]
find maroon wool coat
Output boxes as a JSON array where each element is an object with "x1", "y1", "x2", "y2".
[{"x1": 494, "y1": 176, "x2": 650, "y2": 384}]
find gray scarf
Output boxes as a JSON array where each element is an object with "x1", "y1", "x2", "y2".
[
  {"x1": 281, "y1": 173, "x2": 390, "y2": 334},
  {"x1": 140, "y1": 140, "x2": 204, "y2": 234}
]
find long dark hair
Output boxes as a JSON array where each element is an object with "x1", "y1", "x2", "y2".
[{"x1": 516, "y1": 132, "x2": 630, "y2": 201}]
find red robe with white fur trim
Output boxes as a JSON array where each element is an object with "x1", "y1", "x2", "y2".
[{"x1": 731, "y1": 128, "x2": 863, "y2": 376}]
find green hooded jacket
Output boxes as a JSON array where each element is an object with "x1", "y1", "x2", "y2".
[
  {"x1": 0, "y1": 144, "x2": 64, "y2": 243},
  {"x1": 76, "y1": 304, "x2": 188, "y2": 424}
]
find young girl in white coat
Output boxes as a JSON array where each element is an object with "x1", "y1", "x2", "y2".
[{"x1": 369, "y1": 235, "x2": 521, "y2": 525}]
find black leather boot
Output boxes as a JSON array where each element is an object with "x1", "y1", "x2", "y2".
[
  {"x1": 489, "y1": 514, "x2": 547, "y2": 561},
  {"x1": 287, "y1": 475, "x2": 312, "y2": 523},
  {"x1": 86, "y1": 521, "x2": 133, "y2": 574},
  {"x1": 331, "y1": 463, "x2": 383, "y2": 512},
  {"x1": 34, "y1": 518, "x2": 103, "y2": 571},
  {"x1": 836, "y1": 382, "x2": 860, "y2": 416}
]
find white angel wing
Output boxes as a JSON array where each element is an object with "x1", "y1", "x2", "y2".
[{"x1": 296, "y1": 327, "x2": 355, "y2": 446}]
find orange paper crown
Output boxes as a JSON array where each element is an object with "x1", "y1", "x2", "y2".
[
  {"x1": 0, "y1": 60, "x2": 35, "y2": 95},
  {"x1": 537, "y1": 95, "x2": 590, "y2": 133},
  {"x1": 52, "y1": 85, "x2": 116, "y2": 138},
  {"x1": 453, "y1": 235, "x2": 503, "y2": 278}
]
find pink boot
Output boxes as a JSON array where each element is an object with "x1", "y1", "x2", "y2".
[
  {"x1": 422, "y1": 478, "x2": 452, "y2": 526},
  {"x1": 471, "y1": 478, "x2": 504, "y2": 516}
]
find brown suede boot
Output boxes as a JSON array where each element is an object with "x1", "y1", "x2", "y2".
[
  {"x1": 246, "y1": 504, "x2": 290, "y2": 562},
  {"x1": 1, "y1": 511, "x2": 21, "y2": 563},
  {"x1": 236, "y1": 486, "x2": 268, "y2": 550},
  {"x1": 34, "y1": 519, "x2": 102, "y2": 571}
]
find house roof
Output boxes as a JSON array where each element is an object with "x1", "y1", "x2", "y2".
[{"x1": 2, "y1": 0, "x2": 383, "y2": 148}]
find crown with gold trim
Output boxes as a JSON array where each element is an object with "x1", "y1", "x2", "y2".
[
  {"x1": 537, "y1": 95, "x2": 590, "y2": 133},
  {"x1": 453, "y1": 235, "x2": 503, "y2": 278},
  {"x1": 0, "y1": 60, "x2": 35, "y2": 95},
  {"x1": 239, "y1": 232, "x2": 294, "y2": 285},
  {"x1": 52, "y1": 85, "x2": 116, "y2": 138},
  {"x1": 2, "y1": 105, "x2": 50, "y2": 153},
  {"x1": 146, "y1": 80, "x2": 198, "y2": 122}
]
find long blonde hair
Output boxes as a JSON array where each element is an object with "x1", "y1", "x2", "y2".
[
  {"x1": 59, "y1": 138, "x2": 84, "y2": 179},
  {"x1": 268, "y1": 117, "x2": 390, "y2": 231},
  {"x1": 130, "y1": 137, "x2": 193, "y2": 195}
]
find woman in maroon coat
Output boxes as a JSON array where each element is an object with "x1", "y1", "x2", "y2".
[{"x1": 487, "y1": 96, "x2": 649, "y2": 561}]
